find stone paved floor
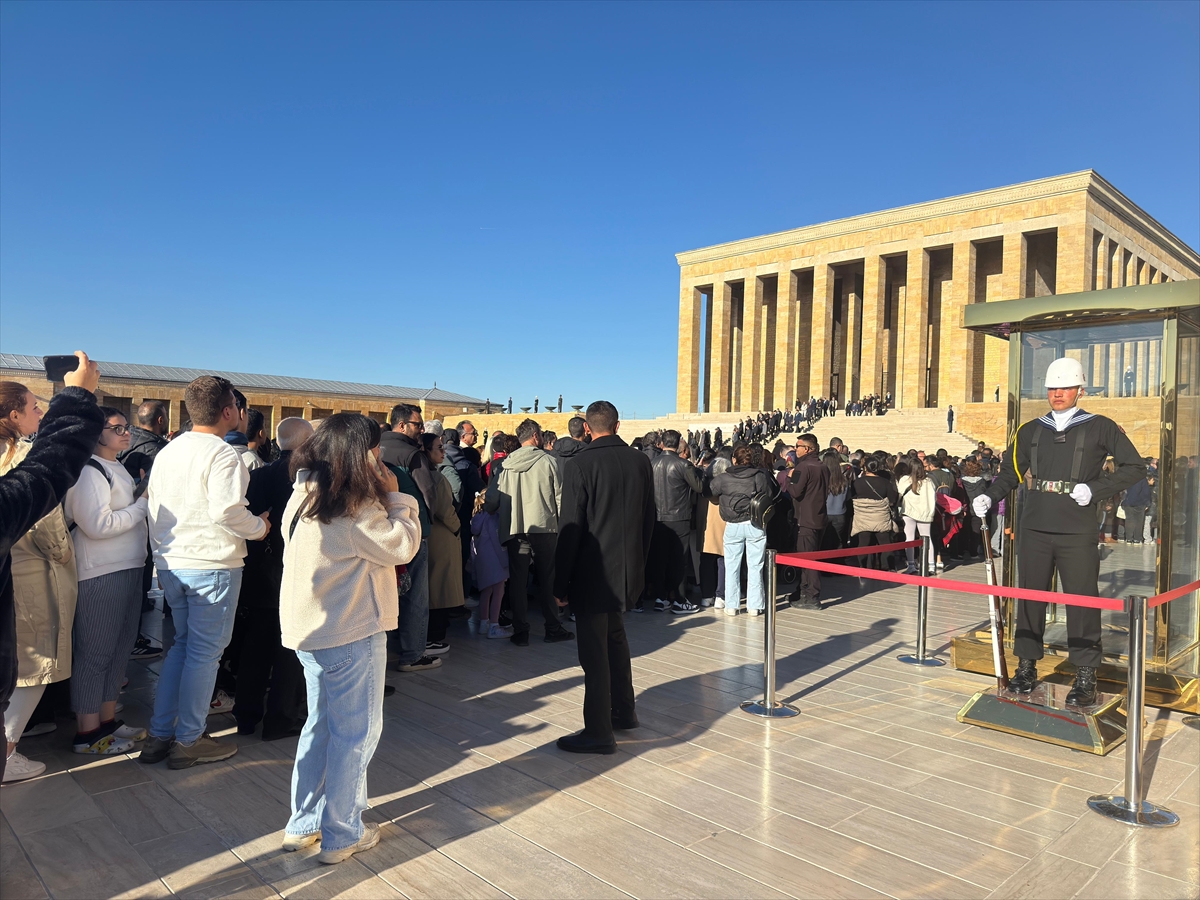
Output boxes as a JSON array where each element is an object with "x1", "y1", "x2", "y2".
[{"x1": 2, "y1": 557, "x2": 1197, "y2": 899}]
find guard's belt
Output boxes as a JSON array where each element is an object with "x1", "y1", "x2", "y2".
[{"x1": 1031, "y1": 479, "x2": 1077, "y2": 494}]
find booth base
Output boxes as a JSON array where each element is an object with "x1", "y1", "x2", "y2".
[{"x1": 956, "y1": 682, "x2": 1127, "y2": 755}]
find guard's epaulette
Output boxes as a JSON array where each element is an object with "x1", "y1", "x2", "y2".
[{"x1": 1036, "y1": 409, "x2": 1096, "y2": 432}]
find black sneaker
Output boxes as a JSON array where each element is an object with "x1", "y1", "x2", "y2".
[
  {"x1": 130, "y1": 634, "x2": 163, "y2": 660},
  {"x1": 510, "y1": 631, "x2": 530, "y2": 647},
  {"x1": 670, "y1": 600, "x2": 699, "y2": 615},
  {"x1": 396, "y1": 655, "x2": 442, "y2": 672},
  {"x1": 631, "y1": 599, "x2": 645, "y2": 613},
  {"x1": 425, "y1": 641, "x2": 449, "y2": 657},
  {"x1": 544, "y1": 630, "x2": 575, "y2": 644}
]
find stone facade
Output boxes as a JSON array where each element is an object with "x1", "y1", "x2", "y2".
[{"x1": 676, "y1": 171, "x2": 1200, "y2": 414}]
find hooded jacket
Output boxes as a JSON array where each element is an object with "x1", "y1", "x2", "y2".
[
  {"x1": 485, "y1": 444, "x2": 561, "y2": 543},
  {"x1": 710, "y1": 466, "x2": 776, "y2": 524},
  {"x1": 118, "y1": 426, "x2": 168, "y2": 481}
]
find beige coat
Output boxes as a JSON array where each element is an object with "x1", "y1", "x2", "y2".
[
  {"x1": 1, "y1": 442, "x2": 77, "y2": 686},
  {"x1": 702, "y1": 497, "x2": 726, "y2": 556},
  {"x1": 428, "y1": 472, "x2": 464, "y2": 610}
]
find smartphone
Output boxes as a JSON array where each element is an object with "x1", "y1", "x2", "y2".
[{"x1": 43, "y1": 355, "x2": 79, "y2": 382}]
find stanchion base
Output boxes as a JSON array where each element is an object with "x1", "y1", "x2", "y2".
[
  {"x1": 740, "y1": 699, "x2": 800, "y2": 719},
  {"x1": 957, "y1": 682, "x2": 1126, "y2": 755},
  {"x1": 1181, "y1": 715, "x2": 1200, "y2": 730},
  {"x1": 897, "y1": 654, "x2": 946, "y2": 667},
  {"x1": 1087, "y1": 795, "x2": 1180, "y2": 827}
]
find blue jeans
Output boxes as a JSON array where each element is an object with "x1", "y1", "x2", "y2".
[
  {"x1": 396, "y1": 540, "x2": 429, "y2": 666},
  {"x1": 724, "y1": 521, "x2": 766, "y2": 611},
  {"x1": 287, "y1": 631, "x2": 386, "y2": 852},
  {"x1": 151, "y1": 568, "x2": 243, "y2": 745}
]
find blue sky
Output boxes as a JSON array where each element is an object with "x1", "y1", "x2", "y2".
[{"x1": 2, "y1": 1, "x2": 1197, "y2": 418}]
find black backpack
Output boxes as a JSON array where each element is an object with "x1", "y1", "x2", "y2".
[{"x1": 751, "y1": 486, "x2": 795, "y2": 551}]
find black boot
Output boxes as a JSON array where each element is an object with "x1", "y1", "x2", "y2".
[
  {"x1": 1065, "y1": 666, "x2": 1098, "y2": 707},
  {"x1": 1008, "y1": 658, "x2": 1038, "y2": 693}
]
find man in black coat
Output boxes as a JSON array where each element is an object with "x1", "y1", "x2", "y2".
[
  {"x1": 787, "y1": 433, "x2": 830, "y2": 610},
  {"x1": 118, "y1": 400, "x2": 169, "y2": 480},
  {"x1": 232, "y1": 417, "x2": 313, "y2": 739},
  {"x1": 554, "y1": 401, "x2": 654, "y2": 754},
  {"x1": 1, "y1": 353, "x2": 104, "y2": 781}
]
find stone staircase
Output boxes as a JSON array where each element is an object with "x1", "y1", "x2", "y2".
[{"x1": 620, "y1": 407, "x2": 985, "y2": 455}]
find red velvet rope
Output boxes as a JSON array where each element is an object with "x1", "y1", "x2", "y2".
[{"x1": 1147, "y1": 579, "x2": 1200, "y2": 609}]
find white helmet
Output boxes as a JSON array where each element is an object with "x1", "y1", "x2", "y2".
[{"x1": 1044, "y1": 357, "x2": 1087, "y2": 389}]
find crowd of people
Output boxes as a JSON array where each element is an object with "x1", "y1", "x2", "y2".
[{"x1": 0, "y1": 356, "x2": 1164, "y2": 865}]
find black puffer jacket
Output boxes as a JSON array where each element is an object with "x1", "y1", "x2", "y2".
[
  {"x1": 118, "y1": 426, "x2": 168, "y2": 481},
  {"x1": 651, "y1": 452, "x2": 703, "y2": 523},
  {"x1": 710, "y1": 466, "x2": 776, "y2": 524}
]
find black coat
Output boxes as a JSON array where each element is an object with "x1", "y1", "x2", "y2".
[
  {"x1": 787, "y1": 453, "x2": 830, "y2": 529},
  {"x1": 1, "y1": 387, "x2": 104, "y2": 711},
  {"x1": 118, "y1": 426, "x2": 168, "y2": 481},
  {"x1": 242, "y1": 451, "x2": 296, "y2": 607},
  {"x1": 554, "y1": 435, "x2": 655, "y2": 614}
]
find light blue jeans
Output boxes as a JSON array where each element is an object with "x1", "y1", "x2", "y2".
[
  {"x1": 396, "y1": 540, "x2": 429, "y2": 666},
  {"x1": 287, "y1": 631, "x2": 386, "y2": 852},
  {"x1": 724, "y1": 520, "x2": 766, "y2": 612},
  {"x1": 151, "y1": 568, "x2": 243, "y2": 745}
]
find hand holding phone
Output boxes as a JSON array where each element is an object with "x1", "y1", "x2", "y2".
[{"x1": 45, "y1": 351, "x2": 101, "y2": 394}]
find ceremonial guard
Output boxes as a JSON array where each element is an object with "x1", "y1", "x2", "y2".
[{"x1": 973, "y1": 357, "x2": 1145, "y2": 706}]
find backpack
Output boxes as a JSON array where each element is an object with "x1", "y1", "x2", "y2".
[{"x1": 751, "y1": 486, "x2": 795, "y2": 552}]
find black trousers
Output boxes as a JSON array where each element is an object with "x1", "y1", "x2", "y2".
[
  {"x1": 1123, "y1": 506, "x2": 1147, "y2": 542},
  {"x1": 1015, "y1": 529, "x2": 1102, "y2": 667},
  {"x1": 575, "y1": 610, "x2": 635, "y2": 742},
  {"x1": 505, "y1": 533, "x2": 567, "y2": 638},
  {"x1": 648, "y1": 520, "x2": 690, "y2": 602},
  {"x1": 789, "y1": 526, "x2": 822, "y2": 600},
  {"x1": 428, "y1": 608, "x2": 451, "y2": 643},
  {"x1": 234, "y1": 607, "x2": 305, "y2": 732}
]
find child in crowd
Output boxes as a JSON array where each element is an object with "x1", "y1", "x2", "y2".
[{"x1": 470, "y1": 491, "x2": 510, "y2": 639}]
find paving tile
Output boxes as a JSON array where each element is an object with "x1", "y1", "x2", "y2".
[
  {"x1": 18, "y1": 817, "x2": 171, "y2": 898},
  {"x1": 1074, "y1": 860, "x2": 1200, "y2": 900},
  {"x1": 136, "y1": 824, "x2": 264, "y2": 895},
  {"x1": 373, "y1": 784, "x2": 497, "y2": 847},
  {"x1": 1112, "y1": 807, "x2": 1200, "y2": 884},
  {"x1": 987, "y1": 850, "x2": 1098, "y2": 899},
  {"x1": 356, "y1": 821, "x2": 507, "y2": 899},
  {"x1": 270, "y1": 856, "x2": 405, "y2": 899},
  {"x1": 0, "y1": 769, "x2": 103, "y2": 836},
  {"x1": 92, "y1": 780, "x2": 201, "y2": 844},
  {"x1": 70, "y1": 755, "x2": 156, "y2": 794},
  {"x1": 0, "y1": 813, "x2": 48, "y2": 900}
]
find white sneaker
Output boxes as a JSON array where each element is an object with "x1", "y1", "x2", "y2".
[
  {"x1": 464, "y1": 595, "x2": 479, "y2": 609},
  {"x1": 208, "y1": 690, "x2": 236, "y2": 716},
  {"x1": 317, "y1": 823, "x2": 380, "y2": 865},
  {"x1": 723, "y1": 605, "x2": 740, "y2": 617},
  {"x1": 111, "y1": 721, "x2": 147, "y2": 741},
  {"x1": 749, "y1": 609, "x2": 763, "y2": 616},
  {"x1": 20, "y1": 722, "x2": 56, "y2": 738},
  {"x1": 713, "y1": 597, "x2": 726, "y2": 609},
  {"x1": 488, "y1": 623, "x2": 514, "y2": 639},
  {"x1": 699, "y1": 597, "x2": 714, "y2": 608},
  {"x1": 2, "y1": 750, "x2": 46, "y2": 782}
]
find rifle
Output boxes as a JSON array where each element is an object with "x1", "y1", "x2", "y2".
[{"x1": 979, "y1": 519, "x2": 1008, "y2": 690}]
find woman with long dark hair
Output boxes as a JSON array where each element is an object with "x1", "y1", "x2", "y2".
[
  {"x1": 822, "y1": 450, "x2": 850, "y2": 548},
  {"x1": 279, "y1": 414, "x2": 421, "y2": 865}
]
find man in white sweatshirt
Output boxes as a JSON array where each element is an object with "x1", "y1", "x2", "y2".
[{"x1": 140, "y1": 376, "x2": 270, "y2": 769}]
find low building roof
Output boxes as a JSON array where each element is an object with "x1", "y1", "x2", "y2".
[{"x1": 0, "y1": 353, "x2": 486, "y2": 406}]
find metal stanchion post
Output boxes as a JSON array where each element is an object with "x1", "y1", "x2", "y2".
[
  {"x1": 1088, "y1": 596, "x2": 1179, "y2": 827},
  {"x1": 741, "y1": 549, "x2": 799, "y2": 719},
  {"x1": 899, "y1": 534, "x2": 944, "y2": 667}
]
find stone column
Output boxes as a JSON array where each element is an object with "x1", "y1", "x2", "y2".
[
  {"x1": 860, "y1": 256, "x2": 885, "y2": 399},
  {"x1": 940, "y1": 241, "x2": 977, "y2": 406},
  {"x1": 808, "y1": 263, "x2": 835, "y2": 398},
  {"x1": 272, "y1": 405, "x2": 283, "y2": 434},
  {"x1": 676, "y1": 280, "x2": 702, "y2": 414},
  {"x1": 772, "y1": 270, "x2": 797, "y2": 411},
  {"x1": 844, "y1": 273, "x2": 863, "y2": 402},
  {"x1": 900, "y1": 247, "x2": 930, "y2": 408},
  {"x1": 740, "y1": 272, "x2": 763, "y2": 412},
  {"x1": 709, "y1": 280, "x2": 733, "y2": 412},
  {"x1": 1111, "y1": 242, "x2": 1125, "y2": 288},
  {"x1": 1002, "y1": 232, "x2": 1026, "y2": 301},
  {"x1": 1095, "y1": 234, "x2": 1112, "y2": 290}
]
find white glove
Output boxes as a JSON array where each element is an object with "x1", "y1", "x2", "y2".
[
  {"x1": 972, "y1": 495, "x2": 992, "y2": 518},
  {"x1": 1070, "y1": 483, "x2": 1092, "y2": 507}
]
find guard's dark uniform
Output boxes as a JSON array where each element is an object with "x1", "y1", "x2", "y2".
[{"x1": 984, "y1": 409, "x2": 1145, "y2": 666}]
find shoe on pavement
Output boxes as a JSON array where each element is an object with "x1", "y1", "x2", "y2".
[
  {"x1": 487, "y1": 623, "x2": 514, "y2": 639},
  {"x1": 282, "y1": 831, "x2": 321, "y2": 852},
  {"x1": 208, "y1": 690, "x2": 236, "y2": 716},
  {"x1": 670, "y1": 600, "x2": 699, "y2": 615},
  {"x1": 790, "y1": 598, "x2": 822, "y2": 610},
  {"x1": 130, "y1": 634, "x2": 163, "y2": 660},
  {"x1": 631, "y1": 599, "x2": 645, "y2": 613},
  {"x1": 424, "y1": 641, "x2": 450, "y2": 657},
  {"x1": 653, "y1": 598, "x2": 670, "y2": 612},
  {"x1": 108, "y1": 720, "x2": 147, "y2": 742},
  {"x1": 544, "y1": 630, "x2": 575, "y2": 643},
  {"x1": 723, "y1": 605, "x2": 740, "y2": 617},
  {"x1": 73, "y1": 727, "x2": 136, "y2": 756},
  {"x1": 138, "y1": 735, "x2": 173, "y2": 764},
  {"x1": 168, "y1": 733, "x2": 238, "y2": 769},
  {"x1": 749, "y1": 609, "x2": 763, "y2": 616},
  {"x1": 318, "y1": 824, "x2": 380, "y2": 865},
  {"x1": 612, "y1": 714, "x2": 639, "y2": 731},
  {"x1": 396, "y1": 655, "x2": 442, "y2": 672},
  {"x1": 699, "y1": 597, "x2": 714, "y2": 608},
  {"x1": 510, "y1": 632, "x2": 530, "y2": 647},
  {"x1": 2, "y1": 750, "x2": 46, "y2": 782},
  {"x1": 20, "y1": 722, "x2": 56, "y2": 739},
  {"x1": 713, "y1": 597, "x2": 726, "y2": 609},
  {"x1": 556, "y1": 731, "x2": 617, "y2": 755}
]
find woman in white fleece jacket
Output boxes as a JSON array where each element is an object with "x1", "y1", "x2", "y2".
[
  {"x1": 279, "y1": 414, "x2": 420, "y2": 866},
  {"x1": 63, "y1": 407, "x2": 150, "y2": 755}
]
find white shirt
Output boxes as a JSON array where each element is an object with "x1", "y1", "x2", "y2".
[
  {"x1": 1049, "y1": 407, "x2": 1079, "y2": 432},
  {"x1": 64, "y1": 456, "x2": 149, "y2": 581},
  {"x1": 148, "y1": 432, "x2": 267, "y2": 570}
]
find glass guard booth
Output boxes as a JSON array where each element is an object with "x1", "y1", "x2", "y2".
[{"x1": 953, "y1": 280, "x2": 1200, "y2": 712}]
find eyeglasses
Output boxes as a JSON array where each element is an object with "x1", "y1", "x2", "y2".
[
  {"x1": 104, "y1": 424, "x2": 132, "y2": 436},
  {"x1": 404, "y1": 420, "x2": 423, "y2": 429}
]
